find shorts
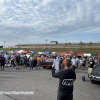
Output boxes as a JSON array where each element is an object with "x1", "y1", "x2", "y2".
[
  {"x1": 1, "y1": 63, "x2": 4, "y2": 66},
  {"x1": 11, "y1": 60, "x2": 14, "y2": 64},
  {"x1": 57, "y1": 91, "x2": 73, "y2": 100},
  {"x1": 6, "y1": 60, "x2": 8, "y2": 64},
  {"x1": 37, "y1": 63, "x2": 41, "y2": 67},
  {"x1": 88, "y1": 68, "x2": 93, "y2": 74},
  {"x1": 82, "y1": 63, "x2": 85, "y2": 66},
  {"x1": 24, "y1": 60, "x2": 27, "y2": 64},
  {"x1": 16, "y1": 62, "x2": 20, "y2": 65}
]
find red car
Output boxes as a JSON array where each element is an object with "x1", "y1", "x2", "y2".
[{"x1": 43, "y1": 59, "x2": 54, "y2": 68}]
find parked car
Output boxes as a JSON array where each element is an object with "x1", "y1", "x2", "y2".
[
  {"x1": 43, "y1": 59, "x2": 54, "y2": 68},
  {"x1": 89, "y1": 64, "x2": 100, "y2": 83}
]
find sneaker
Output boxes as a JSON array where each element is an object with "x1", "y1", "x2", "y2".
[
  {"x1": 16, "y1": 68, "x2": 17, "y2": 70},
  {"x1": 18, "y1": 68, "x2": 20, "y2": 70}
]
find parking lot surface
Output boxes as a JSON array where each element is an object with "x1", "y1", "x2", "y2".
[{"x1": 0, "y1": 66, "x2": 100, "y2": 100}]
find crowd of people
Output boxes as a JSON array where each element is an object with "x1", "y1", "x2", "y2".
[
  {"x1": 58, "y1": 55, "x2": 100, "y2": 76},
  {"x1": 0, "y1": 52, "x2": 99, "y2": 100},
  {"x1": 0, "y1": 52, "x2": 100, "y2": 76}
]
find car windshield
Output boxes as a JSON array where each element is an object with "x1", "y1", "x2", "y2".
[
  {"x1": 95, "y1": 66, "x2": 100, "y2": 71},
  {"x1": 46, "y1": 59, "x2": 54, "y2": 62}
]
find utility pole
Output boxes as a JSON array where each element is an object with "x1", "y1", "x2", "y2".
[
  {"x1": 4, "y1": 41, "x2": 6, "y2": 48},
  {"x1": 45, "y1": 39, "x2": 48, "y2": 48}
]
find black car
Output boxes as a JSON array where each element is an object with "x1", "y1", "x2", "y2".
[{"x1": 89, "y1": 64, "x2": 100, "y2": 83}]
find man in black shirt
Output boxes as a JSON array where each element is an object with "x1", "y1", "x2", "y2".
[
  {"x1": 0, "y1": 55, "x2": 5, "y2": 71},
  {"x1": 88, "y1": 58, "x2": 95, "y2": 75},
  {"x1": 15, "y1": 54, "x2": 21, "y2": 70},
  {"x1": 24, "y1": 55, "x2": 27, "y2": 68},
  {"x1": 52, "y1": 59, "x2": 76, "y2": 100}
]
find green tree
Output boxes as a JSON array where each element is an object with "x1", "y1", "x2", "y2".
[
  {"x1": 68, "y1": 42, "x2": 71, "y2": 46},
  {"x1": 65, "y1": 42, "x2": 67, "y2": 46},
  {"x1": 89, "y1": 42, "x2": 92, "y2": 46},
  {"x1": 79, "y1": 41, "x2": 83, "y2": 45}
]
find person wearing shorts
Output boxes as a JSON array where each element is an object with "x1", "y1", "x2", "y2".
[
  {"x1": 24, "y1": 55, "x2": 27, "y2": 68},
  {"x1": 15, "y1": 54, "x2": 21, "y2": 70},
  {"x1": 11, "y1": 54, "x2": 15, "y2": 67},
  {"x1": 36, "y1": 56, "x2": 42, "y2": 69},
  {"x1": 0, "y1": 55, "x2": 5, "y2": 71},
  {"x1": 4, "y1": 53, "x2": 9, "y2": 68},
  {"x1": 88, "y1": 58, "x2": 95, "y2": 76}
]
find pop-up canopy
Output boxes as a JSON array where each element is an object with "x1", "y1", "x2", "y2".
[
  {"x1": 13, "y1": 50, "x2": 19, "y2": 52},
  {"x1": 44, "y1": 51, "x2": 52, "y2": 54},
  {"x1": 66, "y1": 51, "x2": 77, "y2": 55},
  {"x1": 1, "y1": 50, "x2": 7, "y2": 52},
  {"x1": 17, "y1": 50, "x2": 25, "y2": 53},
  {"x1": 22, "y1": 51, "x2": 31, "y2": 53}
]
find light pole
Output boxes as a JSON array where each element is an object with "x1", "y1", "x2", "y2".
[
  {"x1": 4, "y1": 41, "x2": 6, "y2": 48},
  {"x1": 45, "y1": 39, "x2": 48, "y2": 48}
]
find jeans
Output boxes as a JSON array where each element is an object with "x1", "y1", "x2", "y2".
[
  {"x1": 30, "y1": 61, "x2": 33, "y2": 69},
  {"x1": 41, "y1": 60, "x2": 43, "y2": 66}
]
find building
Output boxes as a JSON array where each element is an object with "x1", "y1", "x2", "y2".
[{"x1": 50, "y1": 41, "x2": 58, "y2": 45}]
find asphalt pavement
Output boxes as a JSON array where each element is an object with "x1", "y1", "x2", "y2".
[{"x1": 0, "y1": 66, "x2": 100, "y2": 100}]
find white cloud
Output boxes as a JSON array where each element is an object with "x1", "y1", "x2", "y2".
[{"x1": 0, "y1": 0, "x2": 100, "y2": 47}]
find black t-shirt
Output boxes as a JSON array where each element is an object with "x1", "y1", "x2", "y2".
[
  {"x1": 16, "y1": 56, "x2": 21, "y2": 63},
  {"x1": 52, "y1": 68, "x2": 76, "y2": 93},
  {"x1": 24, "y1": 56, "x2": 27, "y2": 60},
  {"x1": 60, "y1": 58, "x2": 63, "y2": 64},
  {"x1": 88, "y1": 60, "x2": 95, "y2": 68},
  {"x1": 1, "y1": 57, "x2": 5, "y2": 63}
]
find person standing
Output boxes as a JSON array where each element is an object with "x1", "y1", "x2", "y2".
[
  {"x1": 36, "y1": 55, "x2": 42, "y2": 69},
  {"x1": 52, "y1": 59, "x2": 76, "y2": 100},
  {"x1": 71, "y1": 57, "x2": 77, "y2": 71},
  {"x1": 20, "y1": 53, "x2": 24, "y2": 65},
  {"x1": 4, "y1": 53, "x2": 9, "y2": 68},
  {"x1": 24, "y1": 55, "x2": 27, "y2": 68},
  {"x1": 29, "y1": 55, "x2": 34, "y2": 70},
  {"x1": 64, "y1": 56, "x2": 67, "y2": 66},
  {"x1": 0, "y1": 55, "x2": 5, "y2": 71},
  {"x1": 41, "y1": 55, "x2": 44, "y2": 66},
  {"x1": 76, "y1": 57, "x2": 79, "y2": 68},
  {"x1": 79, "y1": 58, "x2": 83, "y2": 68},
  {"x1": 15, "y1": 54, "x2": 21, "y2": 70},
  {"x1": 88, "y1": 58, "x2": 95, "y2": 76},
  {"x1": 11, "y1": 53, "x2": 15, "y2": 67},
  {"x1": 82, "y1": 57, "x2": 86, "y2": 70},
  {"x1": 94, "y1": 58, "x2": 99, "y2": 66}
]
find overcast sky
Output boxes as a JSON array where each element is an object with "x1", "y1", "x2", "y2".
[{"x1": 0, "y1": 0, "x2": 100, "y2": 47}]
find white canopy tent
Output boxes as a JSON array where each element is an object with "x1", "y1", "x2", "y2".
[
  {"x1": 38, "y1": 52, "x2": 44, "y2": 55},
  {"x1": 84, "y1": 53, "x2": 91, "y2": 56},
  {"x1": 52, "y1": 52, "x2": 57, "y2": 55},
  {"x1": 17, "y1": 50, "x2": 25, "y2": 53}
]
